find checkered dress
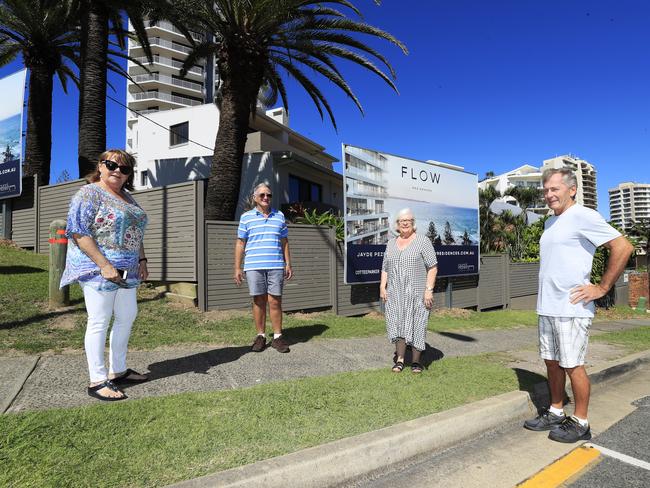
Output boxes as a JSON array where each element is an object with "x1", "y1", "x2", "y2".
[{"x1": 382, "y1": 233, "x2": 438, "y2": 351}]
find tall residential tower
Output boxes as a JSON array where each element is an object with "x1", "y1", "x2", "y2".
[
  {"x1": 609, "y1": 182, "x2": 650, "y2": 231},
  {"x1": 126, "y1": 20, "x2": 214, "y2": 155}
]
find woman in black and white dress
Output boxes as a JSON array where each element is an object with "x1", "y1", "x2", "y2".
[{"x1": 380, "y1": 209, "x2": 438, "y2": 373}]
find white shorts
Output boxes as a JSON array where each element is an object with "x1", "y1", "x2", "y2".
[{"x1": 538, "y1": 315, "x2": 591, "y2": 368}]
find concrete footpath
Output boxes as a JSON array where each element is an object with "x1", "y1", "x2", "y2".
[{"x1": 1, "y1": 319, "x2": 647, "y2": 413}]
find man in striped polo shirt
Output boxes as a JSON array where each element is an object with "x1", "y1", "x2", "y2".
[{"x1": 234, "y1": 183, "x2": 293, "y2": 353}]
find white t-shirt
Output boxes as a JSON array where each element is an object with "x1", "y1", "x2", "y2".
[{"x1": 537, "y1": 204, "x2": 621, "y2": 318}]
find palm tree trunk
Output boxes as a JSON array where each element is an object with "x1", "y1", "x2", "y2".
[
  {"x1": 24, "y1": 65, "x2": 54, "y2": 187},
  {"x1": 78, "y1": 1, "x2": 108, "y2": 179},
  {"x1": 207, "y1": 58, "x2": 263, "y2": 221}
]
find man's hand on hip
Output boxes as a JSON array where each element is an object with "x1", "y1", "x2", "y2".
[{"x1": 570, "y1": 283, "x2": 607, "y2": 304}]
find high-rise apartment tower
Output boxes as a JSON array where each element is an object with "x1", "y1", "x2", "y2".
[
  {"x1": 125, "y1": 20, "x2": 215, "y2": 155},
  {"x1": 609, "y1": 182, "x2": 650, "y2": 231}
]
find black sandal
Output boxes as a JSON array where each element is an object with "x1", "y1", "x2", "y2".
[
  {"x1": 392, "y1": 361, "x2": 404, "y2": 373},
  {"x1": 112, "y1": 368, "x2": 149, "y2": 384},
  {"x1": 411, "y1": 362, "x2": 424, "y2": 374},
  {"x1": 87, "y1": 380, "x2": 127, "y2": 401}
]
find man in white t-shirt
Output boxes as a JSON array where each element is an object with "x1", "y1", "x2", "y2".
[{"x1": 523, "y1": 168, "x2": 633, "y2": 443}]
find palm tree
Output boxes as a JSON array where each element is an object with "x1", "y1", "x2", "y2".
[
  {"x1": 0, "y1": 0, "x2": 79, "y2": 186},
  {"x1": 505, "y1": 186, "x2": 542, "y2": 210},
  {"x1": 76, "y1": 0, "x2": 178, "y2": 178},
  {"x1": 179, "y1": 0, "x2": 407, "y2": 220},
  {"x1": 478, "y1": 186, "x2": 501, "y2": 253}
]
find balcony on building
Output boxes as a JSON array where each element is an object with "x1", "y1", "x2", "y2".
[
  {"x1": 144, "y1": 19, "x2": 204, "y2": 43},
  {"x1": 130, "y1": 36, "x2": 194, "y2": 58},
  {"x1": 129, "y1": 54, "x2": 205, "y2": 81},
  {"x1": 127, "y1": 90, "x2": 202, "y2": 111},
  {"x1": 129, "y1": 72, "x2": 204, "y2": 98}
]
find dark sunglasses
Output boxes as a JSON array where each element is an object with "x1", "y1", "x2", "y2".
[
  {"x1": 257, "y1": 193, "x2": 272, "y2": 198},
  {"x1": 101, "y1": 160, "x2": 132, "y2": 175}
]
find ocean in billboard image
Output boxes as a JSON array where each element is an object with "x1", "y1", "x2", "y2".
[
  {"x1": 0, "y1": 114, "x2": 21, "y2": 164},
  {"x1": 385, "y1": 199, "x2": 479, "y2": 246}
]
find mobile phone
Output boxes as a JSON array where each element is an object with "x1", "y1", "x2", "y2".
[{"x1": 116, "y1": 269, "x2": 128, "y2": 280}]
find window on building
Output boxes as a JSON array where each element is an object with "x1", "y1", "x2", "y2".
[
  {"x1": 140, "y1": 170, "x2": 149, "y2": 187},
  {"x1": 289, "y1": 175, "x2": 322, "y2": 203},
  {"x1": 169, "y1": 121, "x2": 189, "y2": 146}
]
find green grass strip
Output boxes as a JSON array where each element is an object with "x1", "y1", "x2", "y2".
[
  {"x1": 0, "y1": 355, "x2": 519, "y2": 488},
  {"x1": 592, "y1": 325, "x2": 650, "y2": 352}
]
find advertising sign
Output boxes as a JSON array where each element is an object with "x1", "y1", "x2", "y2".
[
  {"x1": 0, "y1": 69, "x2": 27, "y2": 200},
  {"x1": 343, "y1": 144, "x2": 479, "y2": 284}
]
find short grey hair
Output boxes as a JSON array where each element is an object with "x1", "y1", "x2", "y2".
[
  {"x1": 542, "y1": 168, "x2": 577, "y2": 189},
  {"x1": 252, "y1": 181, "x2": 271, "y2": 195},
  {"x1": 393, "y1": 208, "x2": 417, "y2": 233}
]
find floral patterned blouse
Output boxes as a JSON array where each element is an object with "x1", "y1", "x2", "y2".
[{"x1": 60, "y1": 183, "x2": 148, "y2": 291}]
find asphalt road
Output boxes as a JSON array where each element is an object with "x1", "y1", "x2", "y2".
[{"x1": 568, "y1": 395, "x2": 650, "y2": 488}]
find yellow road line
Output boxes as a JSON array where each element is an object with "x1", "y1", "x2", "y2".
[{"x1": 517, "y1": 445, "x2": 601, "y2": 488}]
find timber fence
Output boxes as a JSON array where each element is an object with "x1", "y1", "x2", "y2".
[{"x1": 3, "y1": 178, "x2": 628, "y2": 314}]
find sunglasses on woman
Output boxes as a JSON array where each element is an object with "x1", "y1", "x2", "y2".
[{"x1": 101, "y1": 160, "x2": 133, "y2": 175}]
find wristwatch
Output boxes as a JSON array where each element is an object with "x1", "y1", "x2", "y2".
[{"x1": 425, "y1": 286, "x2": 434, "y2": 292}]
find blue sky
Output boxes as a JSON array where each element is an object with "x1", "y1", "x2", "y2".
[{"x1": 2, "y1": 0, "x2": 649, "y2": 218}]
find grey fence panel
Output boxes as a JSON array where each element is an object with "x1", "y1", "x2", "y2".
[
  {"x1": 449, "y1": 275, "x2": 479, "y2": 309},
  {"x1": 509, "y1": 262, "x2": 539, "y2": 298},
  {"x1": 478, "y1": 255, "x2": 508, "y2": 310},
  {"x1": 37, "y1": 179, "x2": 85, "y2": 253},
  {"x1": 132, "y1": 182, "x2": 198, "y2": 282},
  {"x1": 613, "y1": 273, "x2": 629, "y2": 307},
  {"x1": 282, "y1": 225, "x2": 333, "y2": 311},
  {"x1": 0, "y1": 203, "x2": 4, "y2": 238},
  {"x1": 335, "y1": 246, "x2": 382, "y2": 316},
  {"x1": 0, "y1": 200, "x2": 6, "y2": 239},
  {"x1": 205, "y1": 222, "x2": 334, "y2": 312},
  {"x1": 10, "y1": 176, "x2": 37, "y2": 248},
  {"x1": 206, "y1": 222, "x2": 249, "y2": 310}
]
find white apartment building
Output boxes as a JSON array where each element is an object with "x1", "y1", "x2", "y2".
[
  {"x1": 478, "y1": 164, "x2": 546, "y2": 212},
  {"x1": 478, "y1": 155, "x2": 598, "y2": 212},
  {"x1": 129, "y1": 103, "x2": 343, "y2": 219},
  {"x1": 344, "y1": 146, "x2": 391, "y2": 245},
  {"x1": 126, "y1": 20, "x2": 214, "y2": 153},
  {"x1": 542, "y1": 155, "x2": 597, "y2": 210},
  {"x1": 609, "y1": 182, "x2": 650, "y2": 231}
]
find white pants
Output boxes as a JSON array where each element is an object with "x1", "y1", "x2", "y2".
[{"x1": 81, "y1": 283, "x2": 138, "y2": 383}]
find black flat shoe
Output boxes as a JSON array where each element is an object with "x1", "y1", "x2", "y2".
[
  {"x1": 87, "y1": 380, "x2": 127, "y2": 401},
  {"x1": 111, "y1": 368, "x2": 149, "y2": 384}
]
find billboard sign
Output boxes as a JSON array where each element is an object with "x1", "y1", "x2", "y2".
[
  {"x1": 0, "y1": 69, "x2": 27, "y2": 200},
  {"x1": 343, "y1": 144, "x2": 479, "y2": 284}
]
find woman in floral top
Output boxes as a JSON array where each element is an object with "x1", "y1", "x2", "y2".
[{"x1": 61, "y1": 149, "x2": 148, "y2": 401}]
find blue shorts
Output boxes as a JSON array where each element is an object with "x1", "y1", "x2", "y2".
[{"x1": 246, "y1": 269, "x2": 285, "y2": 296}]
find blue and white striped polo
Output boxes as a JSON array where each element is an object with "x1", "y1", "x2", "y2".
[{"x1": 237, "y1": 208, "x2": 288, "y2": 271}]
